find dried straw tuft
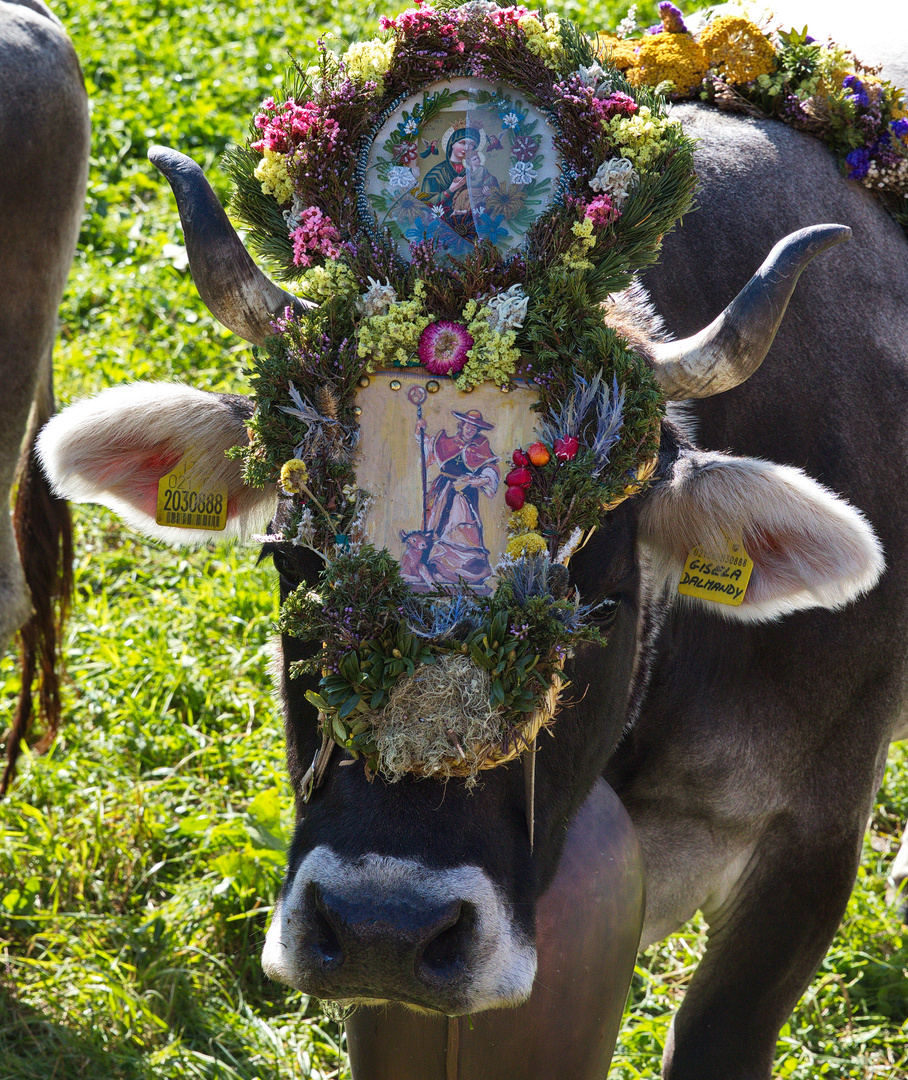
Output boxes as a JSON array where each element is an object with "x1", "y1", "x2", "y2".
[{"x1": 370, "y1": 655, "x2": 505, "y2": 783}]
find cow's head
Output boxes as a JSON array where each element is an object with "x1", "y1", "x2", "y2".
[{"x1": 36, "y1": 151, "x2": 884, "y2": 1016}]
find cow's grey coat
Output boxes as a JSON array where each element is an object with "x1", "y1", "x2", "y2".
[
  {"x1": 611, "y1": 55, "x2": 908, "y2": 1073},
  {"x1": 0, "y1": 0, "x2": 88, "y2": 650}
]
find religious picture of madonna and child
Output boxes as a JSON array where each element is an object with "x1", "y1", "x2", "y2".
[
  {"x1": 400, "y1": 408, "x2": 500, "y2": 592},
  {"x1": 362, "y1": 79, "x2": 561, "y2": 261}
]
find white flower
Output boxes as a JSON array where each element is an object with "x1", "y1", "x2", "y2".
[
  {"x1": 615, "y1": 3, "x2": 637, "y2": 40},
  {"x1": 501, "y1": 111, "x2": 521, "y2": 130},
  {"x1": 430, "y1": 204, "x2": 446, "y2": 217},
  {"x1": 577, "y1": 62, "x2": 608, "y2": 87},
  {"x1": 282, "y1": 193, "x2": 307, "y2": 231},
  {"x1": 589, "y1": 157, "x2": 638, "y2": 204},
  {"x1": 482, "y1": 284, "x2": 529, "y2": 333},
  {"x1": 356, "y1": 276, "x2": 398, "y2": 317},
  {"x1": 402, "y1": 118, "x2": 419, "y2": 135},
  {"x1": 388, "y1": 165, "x2": 416, "y2": 189},
  {"x1": 509, "y1": 161, "x2": 537, "y2": 185}
]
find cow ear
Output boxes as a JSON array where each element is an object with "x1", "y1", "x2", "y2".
[
  {"x1": 638, "y1": 450, "x2": 884, "y2": 622},
  {"x1": 37, "y1": 382, "x2": 277, "y2": 545}
]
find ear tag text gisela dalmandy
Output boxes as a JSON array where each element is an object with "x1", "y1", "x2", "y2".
[
  {"x1": 155, "y1": 453, "x2": 228, "y2": 531},
  {"x1": 678, "y1": 534, "x2": 754, "y2": 606}
]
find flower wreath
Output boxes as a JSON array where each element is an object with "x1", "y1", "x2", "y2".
[
  {"x1": 603, "y1": 3, "x2": 908, "y2": 236},
  {"x1": 225, "y1": 1, "x2": 697, "y2": 783}
]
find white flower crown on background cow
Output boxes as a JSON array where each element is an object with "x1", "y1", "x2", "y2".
[{"x1": 222, "y1": 0, "x2": 698, "y2": 783}]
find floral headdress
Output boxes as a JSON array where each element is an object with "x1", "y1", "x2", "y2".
[
  {"x1": 603, "y1": 2, "x2": 908, "y2": 236},
  {"x1": 225, "y1": 1, "x2": 697, "y2": 785}
]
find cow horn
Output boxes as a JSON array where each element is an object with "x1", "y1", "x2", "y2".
[
  {"x1": 148, "y1": 145, "x2": 311, "y2": 346},
  {"x1": 650, "y1": 224, "x2": 851, "y2": 400}
]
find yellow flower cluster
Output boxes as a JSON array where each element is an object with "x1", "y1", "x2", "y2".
[
  {"x1": 508, "y1": 503, "x2": 539, "y2": 533},
  {"x1": 699, "y1": 16, "x2": 776, "y2": 86},
  {"x1": 280, "y1": 459, "x2": 309, "y2": 494},
  {"x1": 561, "y1": 217, "x2": 596, "y2": 271},
  {"x1": 343, "y1": 38, "x2": 396, "y2": 90},
  {"x1": 626, "y1": 32, "x2": 707, "y2": 95},
  {"x1": 506, "y1": 532, "x2": 548, "y2": 558},
  {"x1": 455, "y1": 299, "x2": 522, "y2": 389},
  {"x1": 518, "y1": 12, "x2": 564, "y2": 68},
  {"x1": 596, "y1": 33, "x2": 638, "y2": 71},
  {"x1": 506, "y1": 501, "x2": 546, "y2": 558},
  {"x1": 606, "y1": 106, "x2": 681, "y2": 171},
  {"x1": 254, "y1": 149, "x2": 293, "y2": 204},
  {"x1": 357, "y1": 280, "x2": 432, "y2": 369},
  {"x1": 299, "y1": 261, "x2": 357, "y2": 302}
]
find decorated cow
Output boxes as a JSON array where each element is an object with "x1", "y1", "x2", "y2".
[
  {"x1": 0, "y1": 0, "x2": 89, "y2": 791},
  {"x1": 35, "y1": 2, "x2": 908, "y2": 1078}
]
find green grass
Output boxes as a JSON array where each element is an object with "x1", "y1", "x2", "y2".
[{"x1": 2, "y1": 0, "x2": 907, "y2": 1076}]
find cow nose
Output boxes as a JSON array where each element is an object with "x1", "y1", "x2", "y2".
[{"x1": 299, "y1": 880, "x2": 477, "y2": 1001}]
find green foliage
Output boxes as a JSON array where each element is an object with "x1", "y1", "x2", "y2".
[{"x1": 1, "y1": 0, "x2": 906, "y2": 1077}]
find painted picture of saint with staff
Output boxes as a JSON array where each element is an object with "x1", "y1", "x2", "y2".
[{"x1": 399, "y1": 390, "x2": 500, "y2": 592}]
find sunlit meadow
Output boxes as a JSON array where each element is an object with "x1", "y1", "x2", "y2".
[{"x1": 1, "y1": 0, "x2": 906, "y2": 1076}]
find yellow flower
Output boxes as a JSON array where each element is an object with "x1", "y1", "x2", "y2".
[
  {"x1": 518, "y1": 13, "x2": 564, "y2": 68},
  {"x1": 280, "y1": 459, "x2": 309, "y2": 494},
  {"x1": 254, "y1": 149, "x2": 293, "y2": 204},
  {"x1": 455, "y1": 298, "x2": 522, "y2": 389},
  {"x1": 357, "y1": 279, "x2": 431, "y2": 370},
  {"x1": 508, "y1": 503, "x2": 539, "y2": 534},
  {"x1": 606, "y1": 106, "x2": 681, "y2": 171},
  {"x1": 343, "y1": 38, "x2": 396, "y2": 90},
  {"x1": 561, "y1": 217, "x2": 597, "y2": 271},
  {"x1": 596, "y1": 33, "x2": 638, "y2": 72},
  {"x1": 626, "y1": 32, "x2": 707, "y2": 95},
  {"x1": 699, "y1": 16, "x2": 776, "y2": 86},
  {"x1": 299, "y1": 262, "x2": 357, "y2": 302},
  {"x1": 506, "y1": 531, "x2": 548, "y2": 558}
]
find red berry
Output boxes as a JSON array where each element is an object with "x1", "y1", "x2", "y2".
[
  {"x1": 527, "y1": 441, "x2": 551, "y2": 466},
  {"x1": 505, "y1": 485, "x2": 526, "y2": 510},
  {"x1": 506, "y1": 466, "x2": 533, "y2": 488},
  {"x1": 554, "y1": 436, "x2": 580, "y2": 462},
  {"x1": 512, "y1": 449, "x2": 530, "y2": 467}
]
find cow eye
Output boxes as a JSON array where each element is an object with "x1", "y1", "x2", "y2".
[
  {"x1": 270, "y1": 548, "x2": 305, "y2": 587},
  {"x1": 592, "y1": 598, "x2": 620, "y2": 629}
]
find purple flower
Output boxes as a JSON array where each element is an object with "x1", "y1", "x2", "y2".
[
  {"x1": 418, "y1": 321, "x2": 474, "y2": 375},
  {"x1": 843, "y1": 75, "x2": 869, "y2": 108},
  {"x1": 511, "y1": 135, "x2": 541, "y2": 162},
  {"x1": 891, "y1": 118, "x2": 908, "y2": 138},
  {"x1": 658, "y1": 1, "x2": 688, "y2": 33},
  {"x1": 845, "y1": 146, "x2": 871, "y2": 179}
]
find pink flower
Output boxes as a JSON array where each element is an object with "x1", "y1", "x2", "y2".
[
  {"x1": 252, "y1": 98, "x2": 341, "y2": 155},
  {"x1": 584, "y1": 194, "x2": 620, "y2": 228},
  {"x1": 290, "y1": 207, "x2": 342, "y2": 267},
  {"x1": 418, "y1": 321, "x2": 474, "y2": 375},
  {"x1": 597, "y1": 92, "x2": 638, "y2": 119}
]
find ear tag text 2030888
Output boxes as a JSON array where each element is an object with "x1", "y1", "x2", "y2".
[
  {"x1": 155, "y1": 453, "x2": 228, "y2": 531},
  {"x1": 678, "y1": 535, "x2": 754, "y2": 606}
]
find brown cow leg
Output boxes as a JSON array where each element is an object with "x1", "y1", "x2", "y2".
[
  {"x1": 661, "y1": 817, "x2": 864, "y2": 1080},
  {"x1": 345, "y1": 778, "x2": 644, "y2": 1079}
]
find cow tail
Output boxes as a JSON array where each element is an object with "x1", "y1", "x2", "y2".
[{"x1": 3, "y1": 384, "x2": 73, "y2": 795}]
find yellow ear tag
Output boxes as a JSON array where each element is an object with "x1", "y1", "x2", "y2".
[
  {"x1": 678, "y1": 534, "x2": 754, "y2": 607},
  {"x1": 155, "y1": 453, "x2": 228, "y2": 532}
]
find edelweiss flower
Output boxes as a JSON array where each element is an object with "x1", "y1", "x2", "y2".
[
  {"x1": 509, "y1": 160, "x2": 537, "y2": 185},
  {"x1": 389, "y1": 165, "x2": 417, "y2": 189},
  {"x1": 589, "y1": 157, "x2": 638, "y2": 203},
  {"x1": 482, "y1": 284, "x2": 529, "y2": 333},
  {"x1": 356, "y1": 277, "x2": 398, "y2": 317},
  {"x1": 577, "y1": 62, "x2": 609, "y2": 87}
]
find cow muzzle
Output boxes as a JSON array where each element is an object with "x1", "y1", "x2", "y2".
[{"x1": 261, "y1": 848, "x2": 537, "y2": 1014}]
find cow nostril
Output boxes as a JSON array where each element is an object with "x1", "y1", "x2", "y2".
[
  {"x1": 419, "y1": 901, "x2": 476, "y2": 980},
  {"x1": 307, "y1": 885, "x2": 343, "y2": 968}
]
